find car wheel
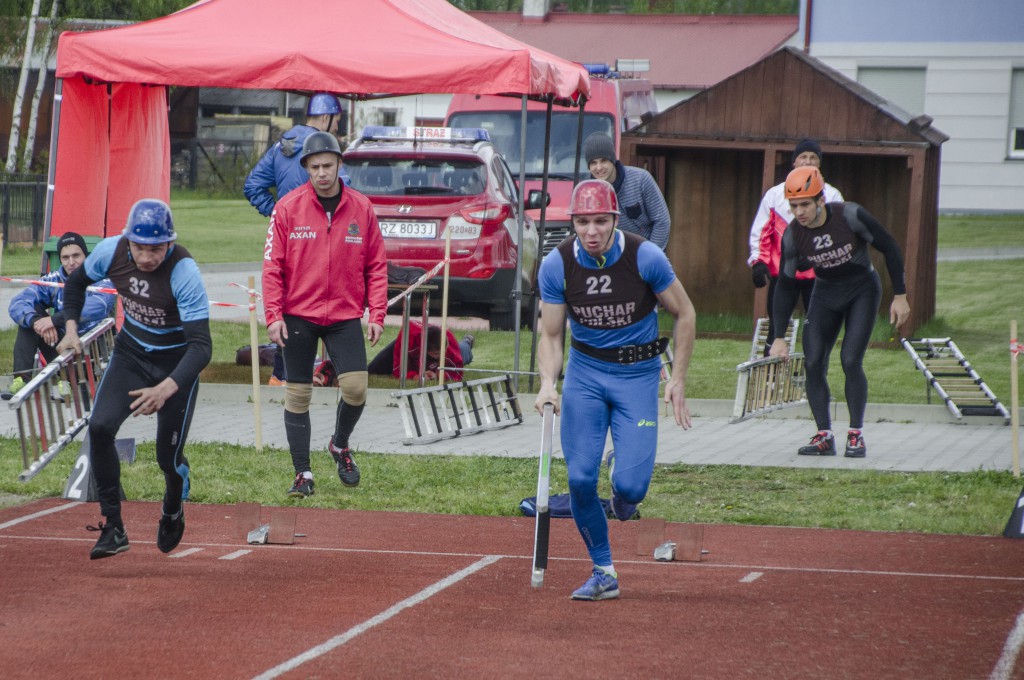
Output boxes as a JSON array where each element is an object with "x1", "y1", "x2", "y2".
[{"x1": 489, "y1": 308, "x2": 515, "y2": 331}]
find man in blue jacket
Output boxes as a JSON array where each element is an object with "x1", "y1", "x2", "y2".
[
  {"x1": 243, "y1": 93, "x2": 344, "y2": 217},
  {"x1": 4, "y1": 232, "x2": 115, "y2": 397}
]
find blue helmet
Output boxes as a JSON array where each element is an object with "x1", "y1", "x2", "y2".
[
  {"x1": 123, "y1": 199, "x2": 176, "y2": 245},
  {"x1": 307, "y1": 93, "x2": 342, "y2": 116}
]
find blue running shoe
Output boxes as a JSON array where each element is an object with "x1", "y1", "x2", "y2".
[
  {"x1": 607, "y1": 450, "x2": 639, "y2": 521},
  {"x1": 571, "y1": 568, "x2": 620, "y2": 601}
]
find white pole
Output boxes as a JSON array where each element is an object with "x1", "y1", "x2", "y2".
[
  {"x1": 248, "y1": 275, "x2": 263, "y2": 453},
  {"x1": 1011, "y1": 320, "x2": 1020, "y2": 478},
  {"x1": 439, "y1": 228, "x2": 451, "y2": 387}
]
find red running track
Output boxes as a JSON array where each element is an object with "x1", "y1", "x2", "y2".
[{"x1": 1, "y1": 498, "x2": 1023, "y2": 679}]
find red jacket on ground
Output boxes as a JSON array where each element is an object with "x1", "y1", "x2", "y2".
[
  {"x1": 394, "y1": 321, "x2": 464, "y2": 381},
  {"x1": 262, "y1": 182, "x2": 388, "y2": 327}
]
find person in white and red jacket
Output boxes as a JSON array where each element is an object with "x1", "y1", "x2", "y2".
[
  {"x1": 747, "y1": 139, "x2": 844, "y2": 355},
  {"x1": 262, "y1": 131, "x2": 388, "y2": 499}
]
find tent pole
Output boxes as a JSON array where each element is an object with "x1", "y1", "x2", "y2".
[
  {"x1": 41, "y1": 77, "x2": 62, "y2": 261},
  {"x1": 528, "y1": 98, "x2": 552, "y2": 391},
  {"x1": 512, "y1": 95, "x2": 530, "y2": 379}
]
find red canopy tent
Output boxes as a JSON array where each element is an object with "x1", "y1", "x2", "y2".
[{"x1": 48, "y1": 0, "x2": 590, "y2": 238}]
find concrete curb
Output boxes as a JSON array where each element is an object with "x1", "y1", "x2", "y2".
[{"x1": 195, "y1": 383, "x2": 1014, "y2": 427}]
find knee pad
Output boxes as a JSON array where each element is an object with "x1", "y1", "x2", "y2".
[
  {"x1": 338, "y1": 371, "x2": 368, "y2": 406},
  {"x1": 284, "y1": 383, "x2": 314, "y2": 413}
]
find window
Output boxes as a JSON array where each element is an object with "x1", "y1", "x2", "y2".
[
  {"x1": 1009, "y1": 70, "x2": 1024, "y2": 159},
  {"x1": 858, "y1": 67, "x2": 926, "y2": 117},
  {"x1": 380, "y1": 109, "x2": 399, "y2": 127}
]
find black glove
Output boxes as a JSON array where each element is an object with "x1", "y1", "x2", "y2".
[{"x1": 751, "y1": 262, "x2": 770, "y2": 288}]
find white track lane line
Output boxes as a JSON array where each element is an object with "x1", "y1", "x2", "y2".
[
  {"x1": 740, "y1": 571, "x2": 763, "y2": 583},
  {"x1": 220, "y1": 550, "x2": 251, "y2": 560},
  {"x1": 168, "y1": 547, "x2": 204, "y2": 559},
  {"x1": 251, "y1": 555, "x2": 502, "y2": 680},
  {"x1": 0, "y1": 501, "x2": 81, "y2": 530},
  {"x1": 990, "y1": 608, "x2": 1024, "y2": 680},
  {"x1": 2, "y1": 532, "x2": 1022, "y2": 584}
]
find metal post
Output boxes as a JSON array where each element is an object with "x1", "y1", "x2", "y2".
[{"x1": 41, "y1": 78, "x2": 61, "y2": 246}]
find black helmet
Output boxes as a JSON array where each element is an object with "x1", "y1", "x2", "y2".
[{"x1": 300, "y1": 132, "x2": 343, "y2": 166}]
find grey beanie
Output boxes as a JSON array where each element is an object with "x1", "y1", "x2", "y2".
[
  {"x1": 583, "y1": 132, "x2": 616, "y2": 165},
  {"x1": 793, "y1": 138, "x2": 823, "y2": 163}
]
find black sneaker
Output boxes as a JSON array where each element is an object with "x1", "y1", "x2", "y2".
[
  {"x1": 844, "y1": 431, "x2": 867, "y2": 458},
  {"x1": 329, "y1": 441, "x2": 361, "y2": 487},
  {"x1": 797, "y1": 432, "x2": 836, "y2": 456},
  {"x1": 88, "y1": 522, "x2": 130, "y2": 559},
  {"x1": 287, "y1": 474, "x2": 314, "y2": 498},
  {"x1": 157, "y1": 509, "x2": 186, "y2": 553}
]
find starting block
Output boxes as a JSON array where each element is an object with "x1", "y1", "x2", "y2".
[
  {"x1": 636, "y1": 517, "x2": 707, "y2": 562},
  {"x1": 234, "y1": 502, "x2": 298, "y2": 545}
]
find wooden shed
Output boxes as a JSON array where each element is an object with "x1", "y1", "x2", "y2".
[{"x1": 620, "y1": 46, "x2": 948, "y2": 335}]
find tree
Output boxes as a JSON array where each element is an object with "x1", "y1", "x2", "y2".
[
  {"x1": 4, "y1": 0, "x2": 41, "y2": 174},
  {"x1": 21, "y1": 0, "x2": 59, "y2": 172}
]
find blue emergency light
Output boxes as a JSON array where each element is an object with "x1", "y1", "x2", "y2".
[{"x1": 360, "y1": 126, "x2": 490, "y2": 143}]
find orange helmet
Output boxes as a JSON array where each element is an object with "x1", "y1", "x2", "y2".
[
  {"x1": 568, "y1": 179, "x2": 619, "y2": 216},
  {"x1": 784, "y1": 166, "x2": 825, "y2": 200}
]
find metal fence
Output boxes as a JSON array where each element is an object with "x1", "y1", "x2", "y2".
[{"x1": 1, "y1": 174, "x2": 47, "y2": 246}]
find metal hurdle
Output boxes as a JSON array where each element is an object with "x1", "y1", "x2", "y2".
[
  {"x1": 730, "y1": 318, "x2": 805, "y2": 423},
  {"x1": 392, "y1": 374, "x2": 523, "y2": 445},
  {"x1": 8, "y1": 318, "x2": 117, "y2": 481},
  {"x1": 731, "y1": 354, "x2": 808, "y2": 423}
]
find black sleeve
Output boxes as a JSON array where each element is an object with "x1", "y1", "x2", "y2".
[
  {"x1": 60, "y1": 265, "x2": 98, "y2": 325},
  {"x1": 771, "y1": 227, "x2": 800, "y2": 340},
  {"x1": 853, "y1": 205, "x2": 907, "y2": 295},
  {"x1": 168, "y1": 318, "x2": 213, "y2": 389}
]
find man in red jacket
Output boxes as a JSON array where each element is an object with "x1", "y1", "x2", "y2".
[
  {"x1": 262, "y1": 131, "x2": 388, "y2": 498},
  {"x1": 367, "y1": 321, "x2": 475, "y2": 383}
]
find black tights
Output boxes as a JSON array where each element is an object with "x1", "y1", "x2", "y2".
[
  {"x1": 88, "y1": 337, "x2": 199, "y2": 521},
  {"x1": 801, "y1": 272, "x2": 882, "y2": 432}
]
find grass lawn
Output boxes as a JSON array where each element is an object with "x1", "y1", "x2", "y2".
[{"x1": 0, "y1": 438, "x2": 1017, "y2": 537}]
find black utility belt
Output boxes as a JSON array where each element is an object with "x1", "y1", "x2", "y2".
[{"x1": 570, "y1": 337, "x2": 669, "y2": 365}]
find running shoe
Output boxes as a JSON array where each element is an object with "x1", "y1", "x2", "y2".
[
  {"x1": 845, "y1": 431, "x2": 867, "y2": 458},
  {"x1": 571, "y1": 568, "x2": 620, "y2": 601},
  {"x1": 88, "y1": 522, "x2": 130, "y2": 560},
  {"x1": 287, "y1": 473, "x2": 314, "y2": 498},
  {"x1": 797, "y1": 432, "x2": 836, "y2": 456},
  {"x1": 607, "y1": 450, "x2": 639, "y2": 521},
  {"x1": 157, "y1": 509, "x2": 185, "y2": 554},
  {"x1": 329, "y1": 440, "x2": 361, "y2": 487},
  {"x1": 2, "y1": 376, "x2": 26, "y2": 400}
]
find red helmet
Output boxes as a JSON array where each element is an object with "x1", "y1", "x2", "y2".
[
  {"x1": 568, "y1": 179, "x2": 619, "y2": 216},
  {"x1": 784, "y1": 166, "x2": 825, "y2": 200}
]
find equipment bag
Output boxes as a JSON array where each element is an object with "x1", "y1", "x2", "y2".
[
  {"x1": 387, "y1": 262, "x2": 427, "y2": 285},
  {"x1": 235, "y1": 343, "x2": 279, "y2": 367},
  {"x1": 519, "y1": 493, "x2": 613, "y2": 519}
]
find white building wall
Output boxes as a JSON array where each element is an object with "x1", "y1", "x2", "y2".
[{"x1": 802, "y1": 0, "x2": 1024, "y2": 213}]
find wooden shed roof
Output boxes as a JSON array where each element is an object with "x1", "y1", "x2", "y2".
[{"x1": 641, "y1": 46, "x2": 949, "y2": 148}]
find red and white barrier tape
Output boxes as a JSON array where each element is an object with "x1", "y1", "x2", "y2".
[
  {"x1": 2, "y1": 275, "x2": 254, "y2": 311},
  {"x1": 1, "y1": 275, "x2": 118, "y2": 295}
]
